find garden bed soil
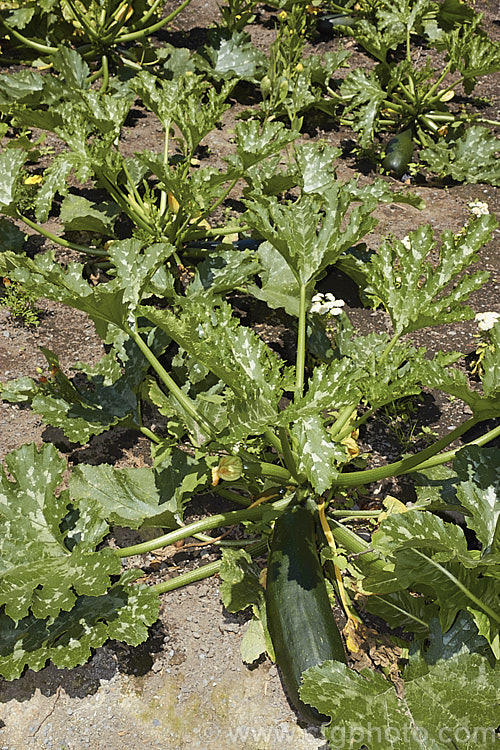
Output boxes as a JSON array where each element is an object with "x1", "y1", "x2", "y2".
[{"x1": 0, "y1": 1, "x2": 499, "y2": 748}]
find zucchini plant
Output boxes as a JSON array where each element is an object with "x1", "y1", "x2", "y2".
[
  {"x1": 0, "y1": 0, "x2": 192, "y2": 82},
  {"x1": 0, "y1": 150, "x2": 499, "y2": 744},
  {"x1": 0, "y1": 51, "x2": 301, "y2": 266},
  {"x1": 337, "y1": 13, "x2": 500, "y2": 180}
]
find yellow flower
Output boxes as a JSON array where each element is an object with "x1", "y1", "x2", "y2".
[
  {"x1": 211, "y1": 456, "x2": 243, "y2": 486},
  {"x1": 342, "y1": 436, "x2": 360, "y2": 458},
  {"x1": 168, "y1": 192, "x2": 180, "y2": 213},
  {"x1": 114, "y1": 3, "x2": 133, "y2": 23},
  {"x1": 24, "y1": 174, "x2": 43, "y2": 186},
  {"x1": 278, "y1": 10, "x2": 288, "y2": 20}
]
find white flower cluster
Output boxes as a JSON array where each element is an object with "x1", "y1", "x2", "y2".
[
  {"x1": 468, "y1": 200, "x2": 489, "y2": 217},
  {"x1": 475, "y1": 311, "x2": 500, "y2": 331},
  {"x1": 310, "y1": 293, "x2": 345, "y2": 315}
]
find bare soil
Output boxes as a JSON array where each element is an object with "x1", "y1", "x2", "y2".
[{"x1": 0, "y1": 1, "x2": 499, "y2": 748}]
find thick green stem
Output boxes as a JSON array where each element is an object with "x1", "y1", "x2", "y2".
[
  {"x1": 117, "y1": 0, "x2": 192, "y2": 42},
  {"x1": 185, "y1": 224, "x2": 250, "y2": 241},
  {"x1": 413, "y1": 422, "x2": 500, "y2": 472},
  {"x1": 332, "y1": 416, "x2": 481, "y2": 488},
  {"x1": 278, "y1": 426, "x2": 300, "y2": 479},
  {"x1": 330, "y1": 510, "x2": 383, "y2": 518},
  {"x1": 296, "y1": 284, "x2": 307, "y2": 397},
  {"x1": 133, "y1": 0, "x2": 165, "y2": 27},
  {"x1": 99, "y1": 54, "x2": 109, "y2": 94},
  {"x1": 124, "y1": 324, "x2": 215, "y2": 439},
  {"x1": 214, "y1": 487, "x2": 252, "y2": 507},
  {"x1": 328, "y1": 518, "x2": 387, "y2": 575},
  {"x1": 421, "y1": 115, "x2": 439, "y2": 133},
  {"x1": 264, "y1": 427, "x2": 285, "y2": 455},
  {"x1": 381, "y1": 100, "x2": 406, "y2": 114},
  {"x1": 197, "y1": 177, "x2": 239, "y2": 225},
  {"x1": 17, "y1": 214, "x2": 108, "y2": 256},
  {"x1": 0, "y1": 20, "x2": 58, "y2": 54},
  {"x1": 242, "y1": 459, "x2": 293, "y2": 484},
  {"x1": 159, "y1": 126, "x2": 171, "y2": 218},
  {"x1": 97, "y1": 172, "x2": 155, "y2": 234},
  {"x1": 473, "y1": 117, "x2": 500, "y2": 128},
  {"x1": 329, "y1": 404, "x2": 357, "y2": 440},
  {"x1": 152, "y1": 540, "x2": 267, "y2": 594},
  {"x1": 87, "y1": 65, "x2": 104, "y2": 85},
  {"x1": 405, "y1": 28, "x2": 411, "y2": 63},
  {"x1": 121, "y1": 160, "x2": 148, "y2": 213},
  {"x1": 65, "y1": 0, "x2": 100, "y2": 41},
  {"x1": 397, "y1": 80, "x2": 417, "y2": 104},
  {"x1": 118, "y1": 496, "x2": 292, "y2": 557},
  {"x1": 425, "y1": 111, "x2": 457, "y2": 123},
  {"x1": 421, "y1": 62, "x2": 454, "y2": 104},
  {"x1": 378, "y1": 331, "x2": 400, "y2": 366},
  {"x1": 138, "y1": 424, "x2": 161, "y2": 444}
]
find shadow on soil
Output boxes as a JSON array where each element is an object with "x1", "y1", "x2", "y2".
[{"x1": 0, "y1": 621, "x2": 168, "y2": 703}]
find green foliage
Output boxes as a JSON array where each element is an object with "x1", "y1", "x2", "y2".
[
  {"x1": 301, "y1": 615, "x2": 500, "y2": 749},
  {"x1": 0, "y1": 8, "x2": 499, "y2": 737},
  {"x1": 420, "y1": 126, "x2": 500, "y2": 185},
  {"x1": 355, "y1": 215, "x2": 496, "y2": 335},
  {"x1": 0, "y1": 0, "x2": 192, "y2": 78},
  {"x1": 364, "y1": 446, "x2": 500, "y2": 657}
]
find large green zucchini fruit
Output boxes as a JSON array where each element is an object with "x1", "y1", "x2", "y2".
[
  {"x1": 265, "y1": 504, "x2": 346, "y2": 723},
  {"x1": 382, "y1": 127, "x2": 414, "y2": 176}
]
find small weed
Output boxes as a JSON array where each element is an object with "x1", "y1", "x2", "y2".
[
  {"x1": 379, "y1": 395, "x2": 438, "y2": 450},
  {"x1": 1, "y1": 278, "x2": 42, "y2": 327}
]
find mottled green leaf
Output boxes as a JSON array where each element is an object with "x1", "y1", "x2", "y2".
[
  {"x1": 200, "y1": 31, "x2": 266, "y2": 81},
  {"x1": 59, "y1": 194, "x2": 120, "y2": 236},
  {"x1": 0, "y1": 443, "x2": 119, "y2": 621},
  {"x1": 0, "y1": 250, "x2": 129, "y2": 329},
  {"x1": 140, "y1": 298, "x2": 284, "y2": 433},
  {"x1": 245, "y1": 186, "x2": 378, "y2": 285},
  {"x1": 234, "y1": 119, "x2": 299, "y2": 171},
  {"x1": 482, "y1": 320, "x2": 500, "y2": 399},
  {"x1": 371, "y1": 509, "x2": 474, "y2": 566},
  {"x1": 187, "y1": 247, "x2": 259, "y2": 297},
  {"x1": 0, "y1": 218, "x2": 26, "y2": 252},
  {"x1": 416, "y1": 611, "x2": 493, "y2": 665},
  {"x1": 340, "y1": 68, "x2": 387, "y2": 146},
  {"x1": 358, "y1": 216, "x2": 495, "y2": 335},
  {"x1": 291, "y1": 414, "x2": 346, "y2": 493},
  {"x1": 362, "y1": 589, "x2": 436, "y2": 636},
  {"x1": 421, "y1": 127, "x2": 500, "y2": 185},
  {"x1": 51, "y1": 46, "x2": 90, "y2": 90},
  {"x1": 106, "y1": 238, "x2": 175, "y2": 307},
  {"x1": 248, "y1": 241, "x2": 305, "y2": 317},
  {"x1": 367, "y1": 543, "x2": 500, "y2": 656},
  {"x1": 281, "y1": 358, "x2": 362, "y2": 423},
  {"x1": 454, "y1": 446, "x2": 500, "y2": 555},
  {"x1": 301, "y1": 648, "x2": 499, "y2": 749},
  {"x1": 0, "y1": 149, "x2": 27, "y2": 214},
  {"x1": 70, "y1": 448, "x2": 208, "y2": 529},
  {"x1": 0, "y1": 576, "x2": 159, "y2": 680},
  {"x1": 294, "y1": 142, "x2": 341, "y2": 195},
  {"x1": 219, "y1": 548, "x2": 263, "y2": 613},
  {"x1": 0, "y1": 70, "x2": 44, "y2": 112}
]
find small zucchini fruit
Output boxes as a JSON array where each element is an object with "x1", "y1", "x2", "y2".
[
  {"x1": 316, "y1": 13, "x2": 357, "y2": 36},
  {"x1": 382, "y1": 127, "x2": 414, "y2": 177},
  {"x1": 265, "y1": 504, "x2": 346, "y2": 723}
]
